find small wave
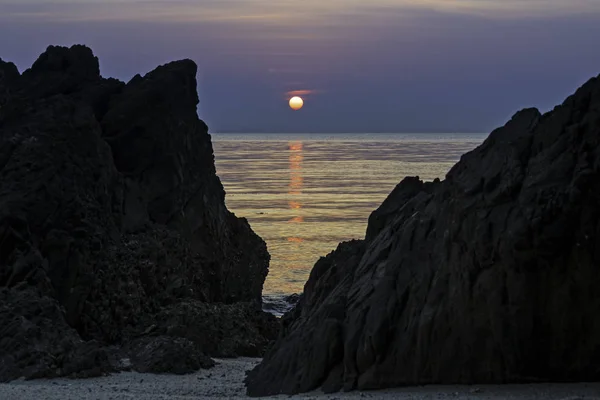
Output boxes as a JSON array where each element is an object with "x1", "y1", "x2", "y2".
[{"x1": 262, "y1": 293, "x2": 300, "y2": 317}]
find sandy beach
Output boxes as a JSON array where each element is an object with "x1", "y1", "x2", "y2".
[{"x1": 2, "y1": 358, "x2": 599, "y2": 400}]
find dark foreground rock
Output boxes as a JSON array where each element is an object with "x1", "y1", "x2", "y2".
[
  {"x1": 127, "y1": 336, "x2": 215, "y2": 374},
  {"x1": 131, "y1": 300, "x2": 280, "y2": 358},
  {"x1": 246, "y1": 75, "x2": 600, "y2": 396},
  {"x1": 0, "y1": 45, "x2": 276, "y2": 382},
  {"x1": 0, "y1": 288, "x2": 114, "y2": 382}
]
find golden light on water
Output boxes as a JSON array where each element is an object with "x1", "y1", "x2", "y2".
[
  {"x1": 289, "y1": 96, "x2": 304, "y2": 110},
  {"x1": 289, "y1": 142, "x2": 303, "y2": 151},
  {"x1": 289, "y1": 178, "x2": 303, "y2": 195},
  {"x1": 288, "y1": 142, "x2": 303, "y2": 198},
  {"x1": 288, "y1": 201, "x2": 302, "y2": 210},
  {"x1": 211, "y1": 134, "x2": 486, "y2": 296},
  {"x1": 288, "y1": 142, "x2": 304, "y2": 242}
]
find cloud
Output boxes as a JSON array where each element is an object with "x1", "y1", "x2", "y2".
[
  {"x1": 285, "y1": 90, "x2": 318, "y2": 98},
  {"x1": 1, "y1": 0, "x2": 598, "y2": 24},
  {"x1": 284, "y1": 89, "x2": 324, "y2": 101},
  {"x1": 413, "y1": 0, "x2": 600, "y2": 17}
]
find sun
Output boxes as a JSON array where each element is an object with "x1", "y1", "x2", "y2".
[{"x1": 289, "y1": 96, "x2": 304, "y2": 111}]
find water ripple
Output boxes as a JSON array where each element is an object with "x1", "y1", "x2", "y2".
[{"x1": 213, "y1": 133, "x2": 485, "y2": 297}]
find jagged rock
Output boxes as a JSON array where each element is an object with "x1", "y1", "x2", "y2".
[
  {"x1": 0, "y1": 288, "x2": 114, "y2": 382},
  {"x1": 284, "y1": 293, "x2": 301, "y2": 305},
  {"x1": 127, "y1": 336, "x2": 214, "y2": 374},
  {"x1": 0, "y1": 59, "x2": 19, "y2": 85},
  {"x1": 246, "y1": 241, "x2": 365, "y2": 395},
  {"x1": 365, "y1": 176, "x2": 438, "y2": 241},
  {"x1": 0, "y1": 45, "x2": 274, "y2": 382},
  {"x1": 131, "y1": 300, "x2": 280, "y2": 358},
  {"x1": 0, "y1": 59, "x2": 20, "y2": 106},
  {"x1": 101, "y1": 59, "x2": 268, "y2": 303},
  {"x1": 20, "y1": 45, "x2": 102, "y2": 98},
  {"x1": 246, "y1": 74, "x2": 600, "y2": 395}
]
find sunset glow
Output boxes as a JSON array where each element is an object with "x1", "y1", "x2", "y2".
[
  {"x1": 2, "y1": 1, "x2": 598, "y2": 133},
  {"x1": 3, "y1": 0, "x2": 599, "y2": 390}
]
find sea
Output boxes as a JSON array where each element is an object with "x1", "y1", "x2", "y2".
[{"x1": 212, "y1": 133, "x2": 487, "y2": 315}]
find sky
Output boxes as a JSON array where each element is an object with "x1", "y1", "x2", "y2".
[{"x1": 0, "y1": 0, "x2": 599, "y2": 133}]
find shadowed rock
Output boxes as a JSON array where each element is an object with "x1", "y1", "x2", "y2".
[
  {"x1": 127, "y1": 336, "x2": 215, "y2": 375},
  {"x1": 131, "y1": 300, "x2": 280, "y2": 358},
  {"x1": 0, "y1": 45, "x2": 275, "y2": 381},
  {"x1": 246, "y1": 74, "x2": 600, "y2": 395},
  {"x1": 0, "y1": 59, "x2": 19, "y2": 106},
  {"x1": 0, "y1": 288, "x2": 114, "y2": 381}
]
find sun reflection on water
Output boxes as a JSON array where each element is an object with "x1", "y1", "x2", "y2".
[
  {"x1": 288, "y1": 201, "x2": 302, "y2": 210},
  {"x1": 288, "y1": 142, "x2": 303, "y2": 198},
  {"x1": 287, "y1": 141, "x2": 304, "y2": 246}
]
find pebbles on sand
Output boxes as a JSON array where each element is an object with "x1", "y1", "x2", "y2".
[{"x1": 1, "y1": 358, "x2": 599, "y2": 400}]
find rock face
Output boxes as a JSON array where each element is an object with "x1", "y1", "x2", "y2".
[
  {"x1": 246, "y1": 74, "x2": 600, "y2": 396},
  {"x1": 0, "y1": 45, "x2": 276, "y2": 381}
]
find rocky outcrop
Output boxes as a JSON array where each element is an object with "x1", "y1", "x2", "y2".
[
  {"x1": 0, "y1": 59, "x2": 19, "y2": 107},
  {"x1": 0, "y1": 45, "x2": 275, "y2": 381},
  {"x1": 0, "y1": 288, "x2": 114, "y2": 382},
  {"x1": 131, "y1": 300, "x2": 280, "y2": 358},
  {"x1": 100, "y1": 59, "x2": 267, "y2": 304},
  {"x1": 127, "y1": 336, "x2": 215, "y2": 374},
  {"x1": 246, "y1": 74, "x2": 600, "y2": 396}
]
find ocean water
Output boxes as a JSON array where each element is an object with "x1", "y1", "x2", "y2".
[{"x1": 212, "y1": 133, "x2": 486, "y2": 314}]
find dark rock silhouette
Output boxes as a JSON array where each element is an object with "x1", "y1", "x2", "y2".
[
  {"x1": 131, "y1": 300, "x2": 280, "y2": 358},
  {"x1": 0, "y1": 45, "x2": 276, "y2": 381},
  {"x1": 126, "y1": 336, "x2": 215, "y2": 375},
  {"x1": 0, "y1": 288, "x2": 114, "y2": 381},
  {"x1": 0, "y1": 59, "x2": 19, "y2": 106},
  {"x1": 246, "y1": 74, "x2": 600, "y2": 396}
]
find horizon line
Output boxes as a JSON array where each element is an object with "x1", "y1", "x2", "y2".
[{"x1": 211, "y1": 131, "x2": 489, "y2": 135}]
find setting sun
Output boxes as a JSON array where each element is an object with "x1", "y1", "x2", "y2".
[{"x1": 289, "y1": 96, "x2": 304, "y2": 111}]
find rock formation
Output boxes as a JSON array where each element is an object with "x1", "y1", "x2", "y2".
[
  {"x1": 246, "y1": 74, "x2": 600, "y2": 395},
  {"x1": 0, "y1": 45, "x2": 276, "y2": 382}
]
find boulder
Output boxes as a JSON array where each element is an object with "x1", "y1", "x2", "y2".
[
  {"x1": 246, "y1": 74, "x2": 600, "y2": 395},
  {"x1": 0, "y1": 288, "x2": 114, "y2": 382},
  {"x1": 127, "y1": 336, "x2": 215, "y2": 375},
  {"x1": 131, "y1": 300, "x2": 280, "y2": 358},
  {"x1": 0, "y1": 45, "x2": 274, "y2": 381}
]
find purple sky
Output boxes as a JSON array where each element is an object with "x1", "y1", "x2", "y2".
[{"x1": 1, "y1": 1, "x2": 599, "y2": 133}]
